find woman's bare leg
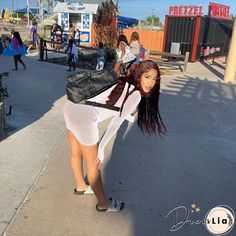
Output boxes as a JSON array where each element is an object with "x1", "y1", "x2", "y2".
[
  {"x1": 79, "y1": 142, "x2": 111, "y2": 209},
  {"x1": 67, "y1": 130, "x2": 88, "y2": 190}
]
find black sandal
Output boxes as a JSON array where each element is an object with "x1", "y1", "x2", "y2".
[
  {"x1": 96, "y1": 198, "x2": 124, "y2": 212},
  {"x1": 74, "y1": 186, "x2": 94, "y2": 195}
]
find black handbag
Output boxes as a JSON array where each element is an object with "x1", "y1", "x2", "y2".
[
  {"x1": 119, "y1": 58, "x2": 136, "y2": 77},
  {"x1": 66, "y1": 70, "x2": 117, "y2": 104}
]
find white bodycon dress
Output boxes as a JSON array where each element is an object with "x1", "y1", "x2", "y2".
[{"x1": 63, "y1": 82, "x2": 141, "y2": 163}]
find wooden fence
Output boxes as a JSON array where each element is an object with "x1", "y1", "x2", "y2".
[{"x1": 91, "y1": 25, "x2": 164, "y2": 51}]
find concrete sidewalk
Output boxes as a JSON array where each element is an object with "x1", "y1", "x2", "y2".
[
  {"x1": 0, "y1": 53, "x2": 69, "y2": 235},
  {"x1": 1, "y1": 56, "x2": 236, "y2": 236}
]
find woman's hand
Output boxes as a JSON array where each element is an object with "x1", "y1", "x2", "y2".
[
  {"x1": 93, "y1": 148, "x2": 104, "y2": 169},
  {"x1": 93, "y1": 158, "x2": 102, "y2": 169}
]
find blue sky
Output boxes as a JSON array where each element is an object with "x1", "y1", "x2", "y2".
[{"x1": 1, "y1": 0, "x2": 235, "y2": 23}]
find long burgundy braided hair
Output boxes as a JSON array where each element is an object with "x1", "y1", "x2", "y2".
[{"x1": 106, "y1": 60, "x2": 167, "y2": 136}]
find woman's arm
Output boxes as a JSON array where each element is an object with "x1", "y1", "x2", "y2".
[{"x1": 97, "y1": 90, "x2": 141, "y2": 164}]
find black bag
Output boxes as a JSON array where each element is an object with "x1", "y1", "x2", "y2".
[
  {"x1": 119, "y1": 58, "x2": 136, "y2": 77},
  {"x1": 66, "y1": 70, "x2": 117, "y2": 104}
]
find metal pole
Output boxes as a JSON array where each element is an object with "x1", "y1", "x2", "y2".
[
  {"x1": 27, "y1": 0, "x2": 30, "y2": 26},
  {"x1": 11, "y1": 0, "x2": 14, "y2": 20},
  {"x1": 224, "y1": 19, "x2": 236, "y2": 83},
  {"x1": 151, "y1": 9, "x2": 155, "y2": 30}
]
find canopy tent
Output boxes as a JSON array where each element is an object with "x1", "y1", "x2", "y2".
[
  {"x1": 117, "y1": 15, "x2": 139, "y2": 29},
  {"x1": 14, "y1": 8, "x2": 47, "y2": 14}
]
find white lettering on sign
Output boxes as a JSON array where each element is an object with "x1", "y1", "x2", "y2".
[
  {"x1": 169, "y1": 5, "x2": 203, "y2": 16},
  {"x1": 200, "y1": 47, "x2": 221, "y2": 56}
]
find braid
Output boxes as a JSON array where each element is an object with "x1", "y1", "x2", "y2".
[{"x1": 119, "y1": 84, "x2": 136, "y2": 116}]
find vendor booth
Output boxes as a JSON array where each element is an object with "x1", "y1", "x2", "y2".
[
  {"x1": 163, "y1": 3, "x2": 233, "y2": 61},
  {"x1": 54, "y1": 1, "x2": 99, "y2": 45}
]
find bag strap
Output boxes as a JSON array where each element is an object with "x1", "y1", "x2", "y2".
[
  {"x1": 84, "y1": 101, "x2": 120, "y2": 111},
  {"x1": 84, "y1": 82, "x2": 132, "y2": 112}
]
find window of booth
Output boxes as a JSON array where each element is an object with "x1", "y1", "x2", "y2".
[{"x1": 69, "y1": 13, "x2": 82, "y2": 30}]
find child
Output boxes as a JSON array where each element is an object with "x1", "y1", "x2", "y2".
[
  {"x1": 96, "y1": 42, "x2": 105, "y2": 71},
  {"x1": 65, "y1": 39, "x2": 78, "y2": 72}
]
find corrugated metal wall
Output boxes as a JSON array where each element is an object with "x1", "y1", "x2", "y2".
[
  {"x1": 164, "y1": 16, "x2": 233, "y2": 61},
  {"x1": 196, "y1": 17, "x2": 232, "y2": 60},
  {"x1": 164, "y1": 16, "x2": 196, "y2": 59}
]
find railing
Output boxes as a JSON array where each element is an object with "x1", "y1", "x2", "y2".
[{"x1": 39, "y1": 38, "x2": 96, "y2": 61}]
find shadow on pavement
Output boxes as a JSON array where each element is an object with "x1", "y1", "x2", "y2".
[
  {"x1": 0, "y1": 53, "x2": 68, "y2": 141},
  {"x1": 102, "y1": 75, "x2": 236, "y2": 236}
]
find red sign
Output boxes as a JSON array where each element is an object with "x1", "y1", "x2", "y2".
[
  {"x1": 208, "y1": 3, "x2": 230, "y2": 19},
  {"x1": 169, "y1": 5, "x2": 203, "y2": 16}
]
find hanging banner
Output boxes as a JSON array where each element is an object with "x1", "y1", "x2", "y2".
[
  {"x1": 169, "y1": 5, "x2": 203, "y2": 16},
  {"x1": 82, "y1": 14, "x2": 90, "y2": 30},
  {"x1": 60, "y1": 13, "x2": 69, "y2": 32},
  {"x1": 208, "y1": 3, "x2": 230, "y2": 19}
]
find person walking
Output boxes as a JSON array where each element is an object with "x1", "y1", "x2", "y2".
[
  {"x1": 27, "y1": 22, "x2": 38, "y2": 54},
  {"x1": 63, "y1": 60, "x2": 167, "y2": 212},
  {"x1": 3, "y1": 31, "x2": 27, "y2": 70}
]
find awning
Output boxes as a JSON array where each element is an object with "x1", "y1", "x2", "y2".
[
  {"x1": 117, "y1": 16, "x2": 139, "y2": 28},
  {"x1": 14, "y1": 8, "x2": 47, "y2": 14}
]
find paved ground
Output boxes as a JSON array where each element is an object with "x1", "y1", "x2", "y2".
[{"x1": 0, "y1": 54, "x2": 236, "y2": 236}]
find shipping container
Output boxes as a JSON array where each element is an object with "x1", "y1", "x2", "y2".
[{"x1": 163, "y1": 15, "x2": 233, "y2": 61}]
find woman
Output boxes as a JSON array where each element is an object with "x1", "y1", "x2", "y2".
[
  {"x1": 129, "y1": 32, "x2": 141, "y2": 62},
  {"x1": 114, "y1": 34, "x2": 136, "y2": 76},
  {"x1": 65, "y1": 39, "x2": 78, "y2": 72},
  {"x1": 3, "y1": 31, "x2": 27, "y2": 70},
  {"x1": 63, "y1": 60, "x2": 167, "y2": 212}
]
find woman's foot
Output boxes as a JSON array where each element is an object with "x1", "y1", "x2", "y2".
[
  {"x1": 74, "y1": 185, "x2": 94, "y2": 195},
  {"x1": 96, "y1": 198, "x2": 124, "y2": 212},
  {"x1": 23, "y1": 65, "x2": 27, "y2": 70}
]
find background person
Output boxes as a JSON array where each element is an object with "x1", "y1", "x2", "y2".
[
  {"x1": 27, "y1": 22, "x2": 38, "y2": 54},
  {"x1": 114, "y1": 34, "x2": 136, "y2": 76},
  {"x1": 129, "y1": 31, "x2": 141, "y2": 62},
  {"x1": 3, "y1": 31, "x2": 27, "y2": 70},
  {"x1": 65, "y1": 39, "x2": 78, "y2": 72},
  {"x1": 96, "y1": 42, "x2": 105, "y2": 71}
]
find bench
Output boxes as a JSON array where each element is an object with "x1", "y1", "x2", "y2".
[{"x1": 145, "y1": 50, "x2": 190, "y2": 72}]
